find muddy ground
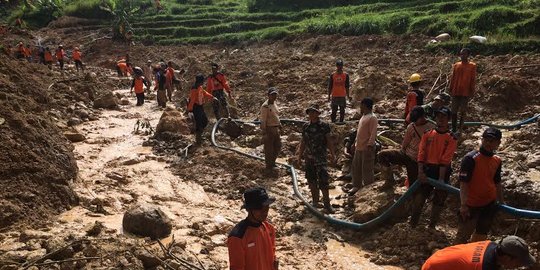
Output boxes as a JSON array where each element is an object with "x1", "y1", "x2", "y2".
[{"x1": 0, "y1": 24, "x2": 539, "y2": 269}]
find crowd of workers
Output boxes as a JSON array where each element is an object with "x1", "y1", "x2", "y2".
[
  {"x1": 228, "y1": 48, "x2": 537, "y2": 270},
  {"x1": 3, "y1": 42, "x2": 84, "y2": 73},
  {"x1": 5, "y1": 40, "x2": 536, "y2": 269}
]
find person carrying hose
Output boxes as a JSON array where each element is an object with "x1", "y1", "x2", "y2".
[
  {"x1": 449, "y1": 48, "x2": 476, "y2": 133},
  {"x1": 423, "y1": 93, "x2": 450, "y2": 121},
  {"x1": 227, "y1": 187, "x2": 278, "y2": 270},
  {"x1": 422, "y1": 235, "x2": 536, "y2": 270},
  {"x1": 404, "y1": 73, "x2": 425, "y2": 123},
  {"x1": 296, "y1": 104, "x2": 336, "y2": 213},
  {"x1": 187, "y1": 74, "x2": 216, "y2": 145},
  {"x1": 454, "y1": 127, "x2": 504, "y2": 244},
  {"x1": 327, "y1": 59, "x2": 351, "y2": 123},
  {"x1": 378, "y1": 106, "x2": 434, "y2": 190},
  {"x1": 411, "y1": 106, "x2": 457, "y2": 228},
  {"x1": 260, "y1": 87, "x2": 281, "y2": 175},
  {"x1": 207, "y1": 63, "x2": 233, "y2": 119}
]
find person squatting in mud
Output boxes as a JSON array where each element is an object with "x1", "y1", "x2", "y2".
[
  {"x1": 411, "y1": 106, "x2": 457, "y2": 228},
  {"x1": 422, "y1": 235, "x2": 536, "y2": 270},
  {"x1": 327, "y1": 59, "x2": 351, "y2": 123},
  {"x1": 228, "y1": 187, "x2": 279, "y2": 270},
  {"x1": 130, "y1": 67, "x2": 150, "y2": 106},
  {"x1": 207, "y1": 62, "x2": 233, "y2": 119},
  {"x1": 454, "y1": 127, "x2": 505, "y2": 244},
  {"x1": 260, "y1": 87, "x2": 282, "y2": 175},
  {"x1": 378, "y1": 106, "x2": 435, "y2": 189},
  {"x1": 296, "y1": 104, "x2": 336, "y2": 213},
  {"x1": 187, "y1": 74, "x2": 217, "y2": 145}
]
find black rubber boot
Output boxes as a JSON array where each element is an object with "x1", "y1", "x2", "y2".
[
  {"x1": 429, "y1": 205, "x2": 444, "y2": 229},
  {"x1": 322, "y1": 189, "x2": 335, "y2": 214},
  {"x1": 309, "y1": 184, "x2": 322, "y2": 208},
  {"x1": 409, "y1": 193, "x2": 426, "y2": 228}
]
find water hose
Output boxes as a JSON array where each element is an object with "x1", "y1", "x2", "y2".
[
  {"x1": 376, "y1": 114, "x2": 539, "y2": 130},
  {"x1": 211, "y1": 117, "x2": 540, "y2": 230}
]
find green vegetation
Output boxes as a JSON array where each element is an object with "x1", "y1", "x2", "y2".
[{"x1": 4, "y1": 0, "x2": 539, "y2": 52}]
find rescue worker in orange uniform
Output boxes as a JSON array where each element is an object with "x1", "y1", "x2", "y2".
[
  {"x1": 56, "y1": 45, "x2": 65, "y2": 72},
  {"x1": 16, "y1": 42, "x2": 25, "y2": 59},
  {"x1": 449, "y1": 48, "x2": 477, "y2": 133},
  {"x1": 187, "y1": 74, "x2": 216, "y2": 144},
  {"x1": 411, "y1": 107, "x2": 457, "y2": 228},
  {"x1": 24, "y1": 44, "x2": 33, "y2": 62},
  {"x1": 207, "y1": 63, "x2": 233, "y2": 119},
  {"x1": 327, "y1": 59, "x2": 351, "y2": 123},
  {"x1": 165, "y1": 61, "x2": 175, "y2": 102},
  {"x1": 72, "y1": 47, "x2": 84, "y2": 73},
  {"x1": 454, "y1": 127, "x2": 504, "y2": 244},
  {"x1": 117, "y1": 59, "x2": 128, "y2": 77},
  {"x1": 228, "y1": 187, "x2": 278, "y2": 270},
  {"x1": 422, "y1": 235, "x2": 536, "y2": 270},
  {"x1": 44, "y1": 47, "x2": 54, "y2": 69},
  {"x1": 404, "y1": 73, "x2": 425, "y2": 123},
  {"x1": 130, "y1": 67, "x2": 150, "y2": 106}
]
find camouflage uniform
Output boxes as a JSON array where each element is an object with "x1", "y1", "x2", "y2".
[{"x1": 302, "y1": 120, "x2": 331, "y2": 189}]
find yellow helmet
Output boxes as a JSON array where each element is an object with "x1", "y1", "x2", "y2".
[{"x1": 408, "y1": 73, "x2": 423, "y2": 83}]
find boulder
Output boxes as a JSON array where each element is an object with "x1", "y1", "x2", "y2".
[
  {"x1": 120, "y1": 98, "x2": 130, "y2": 105},
  {"x1": 93, "y1": 92, "x2": 118, "y2": 109},
  {"x1": 221, "y1": 120, "x2": 243, "y2": 139},
  {"x1": 122, "y1": 204, "x2": 172, "y2": 239},
  {"x1": 155, "y1": 108, "x2": 191, "y2": 135},
  {"x1": 64, "y1": 130, "x2": 86, "y2": 142},
  {"x1": 435, "y1": 33, "x2": 451, "y2": 42},
  {"x1": 67, "y1": 117, "x2": 82, "y2": 126}
]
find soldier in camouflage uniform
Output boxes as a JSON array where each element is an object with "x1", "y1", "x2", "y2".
[{"x1": 296, "y1": 104, "x2": 336, "y2": 213}]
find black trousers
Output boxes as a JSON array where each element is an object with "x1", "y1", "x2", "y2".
[
  {"x1": 136, "y1": 93, "x2": 144, "y2": 106},
  {"x1": 193, "y1": 104, "x2": 208, "y2": 132}
]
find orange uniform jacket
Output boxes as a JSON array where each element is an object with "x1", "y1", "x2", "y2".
[
  {"x1": 404, "y1": 89, "x2": 424, "y2": 119},
  {"x1": 417, "y1": 129, "x2": 457, "y2": 165},
  {"x1": 56, "y1": 49, "x2": 65, "y2": 60},
  {"x1": 117, "y1": 62, "x2": 128, "y2": 74},
  {"x1": 165, "y1": 67, "x2": 174, "y2": 84},
  {"x1": 450, "y1": 61, "x2": 476, "y2": 97},
  {"x1": 328, "y1": 72, "x2": 350, "y2": 97},
  {"x1": 207, "y1": 73, "x2": 230, "y2": 93},
  {"x1": 422, "y1": 241, "x2": 497, "y2": 270},
  {"x1": 44, "y1": 51, "x2": 53, "y2": 62},
  {"x1": 73, "y1": 50, "x2": 81, "y2": 61},
  {"x1": 459, "y1": 148, "x2": 502, "y2": 207},
  {"x1": 131, "y1": 77, "x2": 149, "y2": 94},
  {"x1": 23, "y1": 47, "x2": 31, "y2": 58},
  {"x1": 227, "y1": 220, "x2": 276, "y2": 270},
  {"x1": 187, "y1": 86, "x2": 213, "y2": 112}
]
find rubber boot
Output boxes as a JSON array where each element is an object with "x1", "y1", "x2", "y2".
[
  {"x1": 309, "y1": 184, "x2": 322, "y2": 208},
  {"x1": 195, "y1": 131, "x2": 203, "y2": 145},
  {"x1": 429, "y1": 205, "x2": 444, "y2": 229},
  {"x1": 322, "y1": 189, "x2": 335, "y2": 214},
  {"x1": 379, "y1": 166, "x2": 394, "y2": 190},
  {"x1": 409, "y1": 193, "x2": 426, "y2": 228}
]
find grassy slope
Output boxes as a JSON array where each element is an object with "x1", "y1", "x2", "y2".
[{"x1": 131, "y1": 0, "x2": 539, "y2": 50}]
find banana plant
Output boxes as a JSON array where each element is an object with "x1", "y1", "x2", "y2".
[{"x1": 99, "y1": 0, "x2": 141, "y2": 41}]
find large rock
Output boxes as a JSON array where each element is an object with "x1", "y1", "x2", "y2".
[
  {"x1": 93, "y1": 92, "x2": 119, "y2": 109},
  {"x1": 122, "y1": 204, "x2": 172, "y2": 239},
  {"x1": 155, "y1": 108, "x2": 191, "y2": 135},
  {"x1": 64, "y1": 130, "x2": 86, "y2": 142},
  {"x1": 352, "y1": 183, "x2": 396, "y2": 224}
]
